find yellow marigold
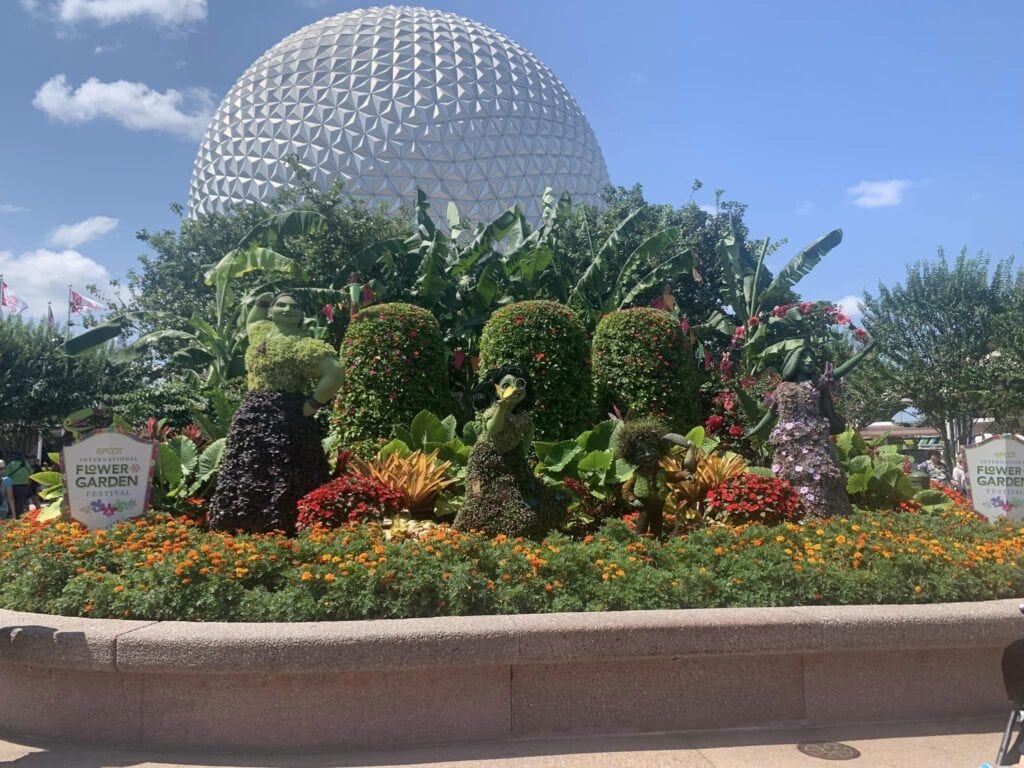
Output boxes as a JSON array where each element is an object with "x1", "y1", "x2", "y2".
[
  {"x1": 835, "y1": 535, "x2": 847, "y2": 545},
  {"x1": 323, "y1": 573, "x2": 336, "y2": 582},
  {"x1": 113, "y1": 584, "x2": 125, "y2": 593},
  {"x1": 301, "y1": 571, "x2": 314, "y2": 581}
]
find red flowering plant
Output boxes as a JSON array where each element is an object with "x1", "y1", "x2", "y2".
[
  {"x1": 703, "y1": 473, "x2": 804, "y2": 525},
  {"x1": 699, "y1": 374, "x2": 779, "y2": 464},
  {"x1": 296, "y1": 473, "x2": 403, "y2": 531}
]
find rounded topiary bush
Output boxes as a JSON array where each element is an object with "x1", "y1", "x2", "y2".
[
  {"x1": 592, "y1": 308, "x2": 701, "y2": 431},
  {"x1": 478, "y1": 300, "x2": 591, "y2": 440},
  {"x1": 333, "y1": 303, "x2": 451, "y2": 453}
]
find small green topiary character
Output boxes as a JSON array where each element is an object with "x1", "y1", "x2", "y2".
[
  {"x1": 478, "y1": 300, "x2": 592, "y2": 440},
  {"x1": 209, "y1": 293, "x2": 345, "y2": 534},
  {"x1": 613, "y1": 417, "x2": 696, "y2": 537},
  {"x1": 454, "y1": 365, "x2": 565, "y2": 537},
  {"x1": 592, "y1": 308, "x2": 702, "y2": 430}
]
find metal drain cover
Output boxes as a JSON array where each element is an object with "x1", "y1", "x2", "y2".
[{"x1": 797, "y1": 742, "x2": 862, "y2": 760}]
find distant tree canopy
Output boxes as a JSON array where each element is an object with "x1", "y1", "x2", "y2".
[
  {"x1": 860, "y1": 247, "x2": 1024, "y2": 464},
  {"x1": 0, "y1": 317, "x2": 128, "y2": 451},
  {"x1": 104, "y1": 176, "x2": 757, "y2": 388}
]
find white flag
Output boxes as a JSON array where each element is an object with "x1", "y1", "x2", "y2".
[{"x1": 0, "y1": 281, "x2": 28, "y2": 315}]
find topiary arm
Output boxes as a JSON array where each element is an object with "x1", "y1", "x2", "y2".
[
  {"x1": 303, "y1": 355, "x2": 345, "y2": 418},
  {"x1": 482, "y1": 400, "x2": 511, "y2": 439},
  {"x1": 745, "y1": 408, "x2": 776, "y2": 439},
  {"x1": 246, "y1": 292, "x2": 274, "y2": 333},
  {"x1": 819, "y1": 386, "x2": 846, "y2": 436},
  {"x1": 663, "y1": 433, "x2": 697, "y2": 473}
]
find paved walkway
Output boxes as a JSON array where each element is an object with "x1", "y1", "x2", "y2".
[{"x1": 0, "y1": 717, "x2": 1011, "y2": 767}]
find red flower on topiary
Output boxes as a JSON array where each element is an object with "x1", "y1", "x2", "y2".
[{"x1": 296, "y1": 473, "x2": 403, "y2": 531}]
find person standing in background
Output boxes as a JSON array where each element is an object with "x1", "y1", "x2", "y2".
[
  {"x1": 951, "y1": 455, "x2": 968, "y2": 493},
  {"x1": 3, "y1": 452, "x2": 32, "y2": 517},
  {"x1": 0, "y1": 460, "x2": 14, "y2": 520}
]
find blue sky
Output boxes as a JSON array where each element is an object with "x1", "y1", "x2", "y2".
[{"x1": 0, "y1": 0, "x2": 1020, "y2": 321}]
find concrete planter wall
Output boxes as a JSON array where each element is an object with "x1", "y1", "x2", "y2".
[{"x1": 0, "y1": 600, "x2": 1020, "y2": 752}]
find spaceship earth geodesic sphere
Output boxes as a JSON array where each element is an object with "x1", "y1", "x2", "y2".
[{"x1": 187, "y1": 6, "x2": 611, "y2": 222}]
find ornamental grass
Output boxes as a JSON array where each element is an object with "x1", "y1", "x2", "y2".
[{"x1": 0, "y1": 503, "x2": 1021, "y2": 622}]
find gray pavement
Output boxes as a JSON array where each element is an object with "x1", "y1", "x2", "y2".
[{"x1": 0, "y1": 717, "x2": 1010, "y2": 768}]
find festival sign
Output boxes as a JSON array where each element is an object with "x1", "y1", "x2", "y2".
[
  {"x1": 61, "y1": 430, "x2": 158, "y2": 530},
  {"x1": 964, "y1": 434, "x2": 1024, "y2": 521}
]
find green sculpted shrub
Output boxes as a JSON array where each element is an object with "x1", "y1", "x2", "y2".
[
  {"x1": 333, "y1": 303, "x2": 451, "y2": 454},
  {"x1": 478, "y1": 301, "x2": 591, "y2": 440},
  {"x1": 592, "y1": 308, "x2": 701, "y2": 431}
]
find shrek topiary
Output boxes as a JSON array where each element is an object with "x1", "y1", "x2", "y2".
[
  {"x1": 592, "y1": 308, "x2": 701, "y2": 431},
  {"x1": 478, "y1": 301, "x2": 591, "y2": 440},
  {"x1": 333, "y1": 303, "x2": 451, "y2": 454}
]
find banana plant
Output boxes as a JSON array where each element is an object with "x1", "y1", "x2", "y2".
[
  {"x1": 566, "y1": 216, "x2": 694, "y2": 327},
  {"x1": 699, "y1": 226, "x2": 843, "y2": 340}
]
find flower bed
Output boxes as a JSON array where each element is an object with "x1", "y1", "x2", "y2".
[{"x1": 1, "y1": 503, "x2": 1021, "y2": 621}]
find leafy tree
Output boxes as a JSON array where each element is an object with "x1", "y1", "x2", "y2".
[
  {"x1": 123, "y1": 173, "x2": 410, "y2": 334},
  {"x1": 552, "y1": 182, "x2": 744, "y2": 327},
  {"x1": 860, "y1": 247, "x2": 1016, "y2": 465},
  {"x1": 0, "y1": 317, "x2": 129, "y2": 451}
]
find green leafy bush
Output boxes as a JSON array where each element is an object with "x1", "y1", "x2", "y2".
[
  {"x1": 333, "y1": 303, "x2": 451, "y2": 454},
  {"x1": 592, "y1": 308, "x2": 701, "y2": 430},
  {"x1": 478, "y1": 300, "x2": 591, "y2": 440},
  {"x1": 534, "y1": 419, "x2": 632, "y2": 531}
]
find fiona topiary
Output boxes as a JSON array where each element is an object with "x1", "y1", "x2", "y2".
[
  {"x1": 478, "y1": 301, "x2": 591, "y2": 440},
  {"x1": 332, "y1": 303, "x2": 451, "y2": 454},
  {"x1": 592, "y1": 308, "x2": 701, "y2": 431}
]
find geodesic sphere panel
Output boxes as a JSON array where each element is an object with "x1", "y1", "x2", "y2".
[{"x1": 187, "y1": 6, "x2": 610, "y2": 222}]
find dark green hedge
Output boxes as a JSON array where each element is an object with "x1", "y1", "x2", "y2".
[
  {"x1": 478, "y1": 301, "x2": 591, "y2": 440},
  {"x1": 592, "y1": 308, "x2": 701, "y2": 431},
  {"x1": 333, "y1": 303, "x2": 451, "y2": 453}
]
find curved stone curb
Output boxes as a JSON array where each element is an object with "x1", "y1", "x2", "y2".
[{"x1": 0, "y1": 600, "x2": 1020, "y2": 751}]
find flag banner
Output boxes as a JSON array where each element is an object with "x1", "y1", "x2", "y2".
[
  {"x1": 47, "y1": 304, "x2": 55, "y2": 330},
  {"x1": 69, "y1": 289, "x2": 103, "y2": 313},
  {"x1": 0, "y1": 281, "x2": 28, "y2": 315}
]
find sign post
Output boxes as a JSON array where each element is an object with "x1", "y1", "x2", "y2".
[
  {"x1": 964, "y1": 434, "x2": 1024, "y2": 521},
  {"x1": 61, "y1": 430, "x2": 157, "y2": 530}
]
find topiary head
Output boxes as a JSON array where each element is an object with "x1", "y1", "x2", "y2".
[
  {"x1": 613, "y1": 417, "x2": 667, "y2": 469},
  {"x1": 267, "y1": 293, "x2": 304, "y2": 329},
  {"x1": 472, "y1": 365, "x2": 534, "y2": 413}
]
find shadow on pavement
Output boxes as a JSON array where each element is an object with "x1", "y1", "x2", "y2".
[{"x1": 0, "y1": 716, "x2": 1007, "y2": 767}]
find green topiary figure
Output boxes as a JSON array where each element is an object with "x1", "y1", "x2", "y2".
[
  {"x1": 454, "y1": 366, "x2": 565, "y2": 537},
  {"x1": 612, "y1": 417, "x2": 696, "y2": 538},
  {"x1": 592, "y1": 308, "x2": 701, "y2": 431},
  {"x1": 478, "y1": 300, "x2": 591, "y2": 440},
  {"x1": 333, "y1": 303, "x2": 451, "y2": 454},
  {"x1": 209, "y1": 293, "x2": 345, "y2": 534}
]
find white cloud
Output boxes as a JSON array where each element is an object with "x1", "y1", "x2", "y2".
[
  {"x1": 835, "y1": 294, "x2": 863, "y2": 323},
  {"x1": 0, "y1": 203, "x2": 29, "y2": 214},
  {"x1": 795, "y1": 201, "x2": 814, "y2": 216},
  {"x1": 48, "y1": 215, "x2": 118, "y2": 248},
  {"x1": 58, "y1": 0, "x2": 206, "y2": 26},
  {"x1": 33, "y1": 74, "x2": 215, "y2": 140},
  {"x1": 0, "y1": 249, "x2": 111, "y2": 320},
  {"x1": 847, "y1": 179, "x2": 912, "y2": 208},
  {"x1": 93, "y1": 43, "x2": 122, "y2": 54}
]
